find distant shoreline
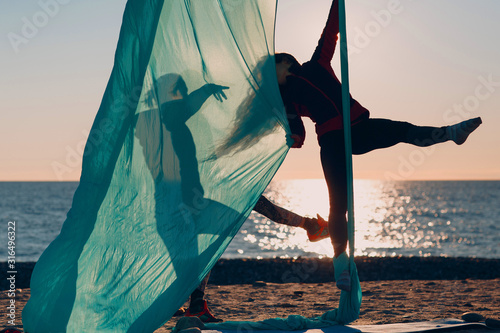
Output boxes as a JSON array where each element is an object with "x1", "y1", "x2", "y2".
[{"x1": 3, "y1": 256, "x2": 499, "y2": 290}]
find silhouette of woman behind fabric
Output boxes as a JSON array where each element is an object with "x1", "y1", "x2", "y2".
[
  {"x1": 138, "y1": 73, "x2": 228, "y2": 209},
  {"x1": 133, "y1": 74, "x2": 235, "y2": 328},
  {"x1": 135, "y1": 74, "x2": 330, "y2": 323}
]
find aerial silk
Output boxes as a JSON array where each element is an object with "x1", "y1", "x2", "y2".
[
  {"x1": 22, "y1": 0, "x2": 360, "y2": 332},
  {"x1": 337, "y1": 0, "x2": 363, "y2": 324},
  {"x1": 205, "y1": 0, "x2": 362, "y2": 330}
]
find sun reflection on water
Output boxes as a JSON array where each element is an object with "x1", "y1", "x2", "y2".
[
  {"x1": 225, "y1": 179, "x2": 498, "y2": 259},
  {"x1": 252, "y1": 179, "x2": 407, "y2": 258}
]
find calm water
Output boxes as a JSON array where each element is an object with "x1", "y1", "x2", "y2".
[{"x1": 1, "y1": 180, "x2": 499, "y2": 261}]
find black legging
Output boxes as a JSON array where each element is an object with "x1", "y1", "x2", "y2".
[{"x1": 319, "y1": 118, "x2": 449, "y2": 255}]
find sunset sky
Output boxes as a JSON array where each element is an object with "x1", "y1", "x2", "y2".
[{"x1": 1, "y1": 0, "x2": 499, "y2": 181}]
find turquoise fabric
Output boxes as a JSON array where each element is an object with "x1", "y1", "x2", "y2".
[
  {"x1": 338, "y1": 0, "x2": 363, "y2": 324},
  {"x1": 338, "y1": 0, "x2": 356, "y2": 258},
  {"x1": 22, "y1": 0, "x2": 361, "y2": 332},
  {"x1": 23, "y1": 1, "x2": 287, "y2": 332},
  {"x1": 205, "y1": 254, "x2": 361, "y2": 332}
]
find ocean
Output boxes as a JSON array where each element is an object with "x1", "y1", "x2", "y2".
[{"x1": 1, "y1": 180, "x2": 499, "y2": 262}]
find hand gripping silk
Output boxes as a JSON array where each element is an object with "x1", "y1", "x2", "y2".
[{"x1": 22, "y1": 1, "x2": 360, "y2": 332}]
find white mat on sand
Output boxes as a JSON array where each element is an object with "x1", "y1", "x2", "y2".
[
  {"x1": 350, "y1": 319, "x2": 488, "y2": 332},
  {"x1": 205, "y1": 319, "x2": 489, "y2": 333}
]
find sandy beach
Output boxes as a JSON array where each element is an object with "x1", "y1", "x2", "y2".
[{"x1": 2, "y1": 258, "x2": 499, "y2": 332}]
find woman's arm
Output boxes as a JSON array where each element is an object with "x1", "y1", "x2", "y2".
[
  {"x1": 163, "y1": 84, "x2": 228, "y2": 125},
  {"x1": 285, "y1": 102, "x2": 306, "y2": 148},
  {"x1": 310, "y1": 0, "x2": 339, "y2": 69},
  {"x1": 187, "y1": 84, "x2": 229, "y2": 115}
]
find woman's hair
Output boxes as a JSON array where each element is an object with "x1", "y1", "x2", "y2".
[
  {"x1": 274, "y1": 52, "x2": 302, "y2": 107},
  {"x1": 275, "y1": 53, "x2": 302, "y2": 75},
  {"x1": 212, "y1": 53, "x2": 301, "y2": 159}
]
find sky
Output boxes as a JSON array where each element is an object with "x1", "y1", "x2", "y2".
[{"x1": 1, "y1": 0, "x2": 499, "y2": 181}]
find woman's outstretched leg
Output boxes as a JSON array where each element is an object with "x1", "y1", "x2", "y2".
[
  {"x1": 350, "y1": 117, "x2": 482, "y2": 154},
  {"x1": 405, "y1": 117, "x2": 482, "y2": 147}
]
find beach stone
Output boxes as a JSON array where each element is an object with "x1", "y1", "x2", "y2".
[
  {"x1": 175, "y1": 317, "x2": 205, "y2": 331},
  {"x1": 485, "y1": 318, "x2": 500, "y2": 329},
  {"x1": 461, "y1": 312, "x2": 485, "y2": 322},
  {"x1": 279, "y1": 303, "x2": 298, "y2": 308},
  {"x1": 253, "y1": 281, "x2": 267, "y2": 287}
]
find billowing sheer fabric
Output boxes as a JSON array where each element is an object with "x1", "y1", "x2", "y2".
[{"x1": 23, "y1": 1, "x2": 360, "y2": 332}]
